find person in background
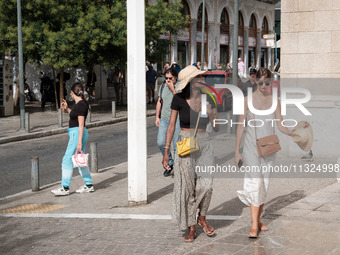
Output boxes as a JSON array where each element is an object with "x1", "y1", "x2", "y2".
[
  {"x1": 51, "y1": 83, "x2": 94, "y2": 196},
  {"x1": 163, "y1": 62, "x2": 170, "y2": 75},
  {"x1": 196, "y1": 61, "x2": 201, "y2": 70},
  {"x1": 112, "y1": 67, "x2": 122, "y2": 105},
  {"x1": 226, "y1": 63, "x2": 232, "y2": 72},
  {"x1": 86, "y1": 67, "x2": 96, "y2": 99},
  {"x1": 171, "y1": 62, "x2": 182, "y2": 74},
  {"x1": 203, "y1": 62, "x2": 208, "y2": 71},
  {"x1": 238, "y1": 58, "x2": 245, "y2": 78},
  {"x1": 242, "y1": 68, "x2": 257, "y2": 96},
  {"x1": 155, "y1": 67, "x2": 180, "y2": 177},
  {"x1": 217, "y1": 63, "x2": 222, "y2": 70},
  {"x1": 146, "y1": 65, "x2": 158, "y2": 104}
]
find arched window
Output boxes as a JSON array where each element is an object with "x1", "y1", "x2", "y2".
[
  {"x1": 249, "y1": 14, "x2": 256, "y2": 29},
  {"x1": 181, "y1": 0, "x2": 190, "y2": 17},
  {"x1": 221, "y1": 8, "x2": 229, "y2": 25},
  {"x1": 239, "y1": 11, "x2": 244, "y2": 27},
  {"x1": 262, "y1": 17, "x2": 268, "y2": 31},
  {"x1": 220, "y1": 8, "x2": 229, "y2": 33},
  {"x1": 197, "y1": 3, "x2": 208, "y2": 32}
]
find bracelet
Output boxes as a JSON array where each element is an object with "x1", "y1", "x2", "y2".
[{"x1": 164, "y1": 146, "x2": 170, "y2": 149}]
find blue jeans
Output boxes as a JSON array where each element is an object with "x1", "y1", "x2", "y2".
[
  {"x1": 61, "y1": 127, "x2": 92, "y2": 188},
  {"x1": 157, "y1": 118, "x2": 181, "y2": 168}
]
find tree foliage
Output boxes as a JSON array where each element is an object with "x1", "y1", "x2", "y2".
[{"x1": 0, "y1": 0, "x2": 188, "y2": 68}]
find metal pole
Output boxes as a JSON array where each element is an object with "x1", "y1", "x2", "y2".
[
  {"x1": 127, "y1": 0, "x2": 147, "y2": 204},
  {"x1": 58, "y1": 108, "x2": 63, "y2": 128},
  {"x1": 200, "y1": 0, "x2": 206, "y2": 71},
  {"x1": 112, "y1": 101, "x2": 116, "y2": 118},
  {"x1": 232, "y1": 0, "x2": 239, "y2": 86},
  {"x1": 31, "y1": 157, "x2": 39, "y2": 191},
  {"x1": 17, "y1": 0, "x2": 25, "y2": 130},
  {"x1": 90, "y1": 142, "x2": 98, "y2": 173},
  {"x1": 231, "y1": 0, "x2": 239, "y2": 135},
  {"x1": 275, "y1": 32, "x2": 278, "y2": 65},
  {"x1": 25, "y1": 112, "x2": 30, "y2": 133}
]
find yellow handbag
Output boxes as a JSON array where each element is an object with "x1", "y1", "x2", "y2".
[{"x1": 176, "y1": 112, "x2": 201, "y2": 157}]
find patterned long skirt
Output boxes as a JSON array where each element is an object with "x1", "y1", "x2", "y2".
[{"x1": 172, "y1": 131, "x2": 214, "y2": 230}]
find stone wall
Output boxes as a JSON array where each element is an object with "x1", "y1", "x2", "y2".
[{"x1": 280, "y1": 0, "x2": 340, "y2": 158}]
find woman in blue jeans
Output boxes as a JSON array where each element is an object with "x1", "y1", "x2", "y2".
[
  {"x1": 51, "y1": 83, "x2": 94, "y2": 196},
  {"x1": 155, "y1": 67, "x2": 181, "y2": 177}
]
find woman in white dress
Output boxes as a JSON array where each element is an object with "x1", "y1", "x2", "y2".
[{"x1": 234, "y1": 68, "x2": 293, "y2": 238}]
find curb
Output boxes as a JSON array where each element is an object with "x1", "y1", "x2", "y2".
[{"x1": 0, "y1": 111, "x2": 156, "y2": 145}]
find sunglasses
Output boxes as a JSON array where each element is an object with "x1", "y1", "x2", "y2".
[
  {"x1": 258, "y1": 81, "x2": 271, "y2": 86},
  {"x1": 165, "y1": 77, "x2": 174, "y2": 80}
]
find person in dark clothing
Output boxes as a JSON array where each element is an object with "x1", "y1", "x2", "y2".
[
  {"x1": 86, "y1": 67, "x2": 97, "y2": 99},
  {"x1": 242, "y1": 68, "x2": 257, "y2": 96}
]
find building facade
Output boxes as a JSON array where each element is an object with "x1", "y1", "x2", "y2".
[{"x1": 156, "y1": 0, "x2": 276, "y2": 73}]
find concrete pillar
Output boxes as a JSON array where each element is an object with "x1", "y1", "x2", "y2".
[
  {"x1": 229, "y1": 25, "x2": 234, "y2": 65},
  {"x1": 256, "y1": 29, "x2": 262, "y2": 68},
  {"x1": 244, "y1": 27, "x2": 249, "y2": 77},
  {"x1": 216, "y1": 24, "x2": 221, "y2": 67},
  {"x1": 268, "y1": 30, "x2": 274, "y2": 70},
  {"x1": 171, "y1": 35, "x2": 178, "y2": 63},
  {"x1": 127, "y1": 0, "x2": 147, "y2": 204},
  {"x1": 208, "y1": 22, "x2": 215, "y2": 69},
  {"x1": 190, "y1": 19, "x2": 197, "y2": 64}
]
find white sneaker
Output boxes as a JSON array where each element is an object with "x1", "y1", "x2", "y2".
[
  {"x1": 51, "y1": 186, "x2": 70, "y2": 196},
  {"x1": 76, "y1": 185, "x2": 94, "y2": 193}
]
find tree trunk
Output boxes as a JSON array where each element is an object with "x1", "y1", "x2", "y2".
[
  {"x1": 59, "y1": 67, "x2": 64, "y2": 107},
  {"x1": 52, "y1": 66, "x2": 59, "y2": 111}
]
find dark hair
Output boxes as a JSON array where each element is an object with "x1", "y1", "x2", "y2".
[
  {"x1": 71, "y1": 83, "x2": 88, "y2": 105},
  {"x1": 178, "y1": 81, "x2": 202, "y2": 99},
  {"x1": 164, "y1": 67, "x2": 178, "y2": 78},
  {"x1": 256, "y1": 67, "x2": 272, "y2": 79}
]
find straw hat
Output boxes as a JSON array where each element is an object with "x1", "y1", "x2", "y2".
[
  {"x1": 292, "y1": 121, "x2": 313, "y2": 152},
  {"x1": 177, "y1": 65, "x2": 207, "y2": 91}
]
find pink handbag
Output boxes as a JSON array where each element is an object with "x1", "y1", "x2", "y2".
[{"x1": 72, "y1": 150, "x2": 89, "y2": 168}]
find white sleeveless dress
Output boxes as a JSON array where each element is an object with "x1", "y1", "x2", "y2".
[{"x1": 237, "y1": 111, "x2": 277, "y2": 207}]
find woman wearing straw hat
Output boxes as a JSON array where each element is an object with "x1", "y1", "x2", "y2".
[
  {"x1": 162, "y1": 65, "x2": 219, "y2": 242},
  {"x1": 234, "y1": 68, "x2": 294, "y2": 238}
]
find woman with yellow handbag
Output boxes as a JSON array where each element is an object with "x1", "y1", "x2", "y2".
[{"x1": 162, "y1": 65, "x2": 219, "y2": 242}]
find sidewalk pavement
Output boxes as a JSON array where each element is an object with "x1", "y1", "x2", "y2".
[
  {"x1": 1, "y1": 101, "x2": 340, "y2": 254},
  {"x1": 0, "y1": 145, "x2": 339, "y2": 254},
  {"x1": 0, "y1": 100, "x2": 156, "y2": 145}
]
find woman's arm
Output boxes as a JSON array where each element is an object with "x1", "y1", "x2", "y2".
[
  {"x1": 275, "y1": 99, "x2": 293, "y2": 136},
  {"x1": 162, "y1": 109, "x2": 178, "y2": 170},
  {"x1": 77, "y1": 116, "x2": 85, "y2": 153},
  {"x1": 155, "y1": 97, "x2": 162, "y2": 127},
  {"x1": 207, "y1": 104, "x2": 219, "y2": 132},
  {"x1": 234, "y1": 97, "x2": 247, "y2": 165}
]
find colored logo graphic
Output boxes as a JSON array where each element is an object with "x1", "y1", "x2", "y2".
[{"x1": 198, "y1": 82, "x2": 222, "y2": 107}]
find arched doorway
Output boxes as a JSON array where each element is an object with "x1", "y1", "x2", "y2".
[
  {"x1": 261, "y1": 17, "x2": 269, "y2": 68},
  {"x1": 220, "y1": 8, "x2": 229, "y2": 66},
  {"x1": 248, "y1": 14, "x2": 257, "y2": 69},
  {"x1": 197, "y1": 3, "x2": 208, "y2": 66}
]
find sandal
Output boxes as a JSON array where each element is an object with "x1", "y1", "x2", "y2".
[
  {"x1": 197, "y1": 216, "x2": 215, "y2": 236},
  {"x1": 184, "y1": 226, "x2": 197, "y2": 242},
  {"x1": 258, "y1": 221, "x2": 268, "y2": 231},
  {"x1": 248, "y1": 228, "x2": 258, "y2": 238}
]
